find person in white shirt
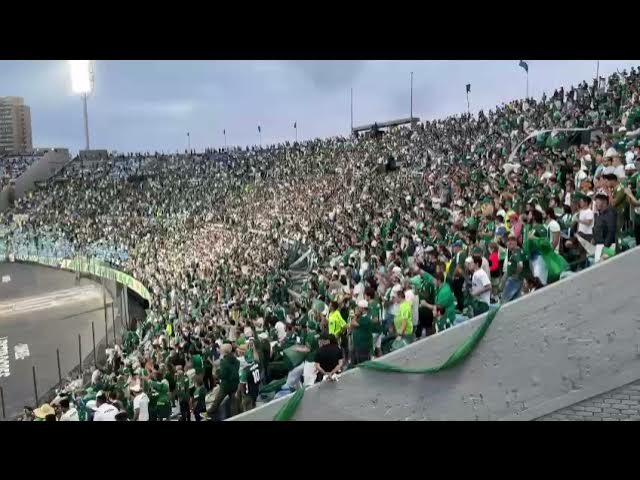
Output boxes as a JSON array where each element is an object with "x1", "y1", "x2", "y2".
[
  {"x1": 58, "y1": 397, "x2": 79, "y2": 421},
  {"x1": 93, "y1": 392, "x2": 118, "y2": 421},
  {"x1": 612, "y1": 154, "x2": 626, "y2": 180},
  {"x1": 544, "y1": 207, "x2": 562, "y2": 253},
  {"x1": 132, "y1": 384, "x2": 150, "y2": 421},
  {"x1": 470, "y1": 255, "x2": 491, "y2": 315},
  {"x1": 576, "y1": 194, "x2": 594, "y2": 242}
]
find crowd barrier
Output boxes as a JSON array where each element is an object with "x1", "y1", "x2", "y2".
[{"x1": 4, "y1": 251, "x2": 152, "y2": 303}]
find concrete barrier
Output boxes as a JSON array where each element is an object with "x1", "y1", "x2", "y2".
[
  {"x1": 233, "y1": 247, "x2": 640, "y2": 421},
  {"x1": 0, "y1": 149, "x2": 70, "y2": 211}
]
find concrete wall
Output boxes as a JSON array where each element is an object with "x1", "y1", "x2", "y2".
[
  {"x1": 234, "y1": 247, "x2": 640, "y2": 421},
  {"x1": 0, "y1": 149, "x2": 70, "y2": 210}
]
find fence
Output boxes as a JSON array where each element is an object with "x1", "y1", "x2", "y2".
[{"x1": 0, "y1": 254, "x2": 147, "y2": 420}]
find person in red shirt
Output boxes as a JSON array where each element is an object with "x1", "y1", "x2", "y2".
[{"x1": 488, "y1": 242, "x2": 501, "y2": 295}]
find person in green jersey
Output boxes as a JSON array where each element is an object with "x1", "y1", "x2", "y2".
[
  {"x1": 425, "y1": 272, "x2": 456, "y2": 332},
  {"x1": 191, "y1": 376, "x2": 206, "y2": 422},
  {"x1": 623, "y1": 165, "x2": 640, "y2": 246},
  {"x1": 174, "y1": 365, "x2": 191, "y2": 421},
  {"x1": 605, "y1": 172, "x2": 627, "y2": 252},
  {"x1": 350, "y1": 299, "x2": 374, "y2": 365},
  {"x1": 283, "y1": 318, "x2": 319, "y2": 388},
  {"x1": 238, "y1": 346, "x2": 261, "y2": 413},
  {"x1": 433, "y1": 304, "x2": 452, "y2": 333},
  {"x1": 207, "y1": 343, "x2": 239, "y2": 420},
  {"x1": 149, "y1": 370, "x2": 171, "y2": 421},
  {"x1": 502, "y1": 234, "x2": 525, "y2": 302}
]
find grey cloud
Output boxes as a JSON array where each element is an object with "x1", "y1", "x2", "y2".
[{"x1": 287, "y1": 61, "x2": 366, "y2": 90}]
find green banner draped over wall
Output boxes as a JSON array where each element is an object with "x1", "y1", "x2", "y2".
[{"x1": 272, "y1": 308, "x2": 499, "y2": 420}]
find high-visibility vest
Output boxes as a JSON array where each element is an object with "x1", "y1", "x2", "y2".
[{"x1": 328, "y1": 310, "x2": 346, "y2": 337}]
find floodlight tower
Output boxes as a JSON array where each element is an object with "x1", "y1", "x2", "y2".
[{"x1": 69, "y1": 60, "x2": 95, "y2": 150}]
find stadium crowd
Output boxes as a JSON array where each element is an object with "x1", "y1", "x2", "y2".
[
  {"x1": 0, "y1": 153, "x2": 40, "y2": 190},
  {"x1": 5, "y1": 66, "x2": 640, "y2": 421}
]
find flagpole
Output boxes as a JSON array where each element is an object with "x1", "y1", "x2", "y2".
[
  {"x1": 410, "y1": 72, "x2": 413, "y2": 128},
  {"x1": 187, "y1": 132, "x2": 190, "y2": 151},
  {"x1": 295, "y1": 123, "x2": 298, "y2": 142},
  {"x1": 224, "y1": 130, "x2": 227, "y2": 151},
  {"x1": 466, "y1": 90, "x2": 470, "y2": 116},
  {"x1": 350, "y1": 87, "x2": 354, "y2": 134}
]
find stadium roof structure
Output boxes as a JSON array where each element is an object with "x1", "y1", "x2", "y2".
[{"x1": 352, "y1": 117, "x2": 420, "y2": 134}]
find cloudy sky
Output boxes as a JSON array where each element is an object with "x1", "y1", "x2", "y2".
[{"x1": 1, "y1": 60, "x2": 639, "y2": 154}]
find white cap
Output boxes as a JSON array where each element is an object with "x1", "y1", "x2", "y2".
[
  {"x1": 605, "y1": 147, "x2": 619, "y2": 158},
  {"x1": 392, "y1": 266, "x2": 402, "y2": 274},
  {"x1": 357, "y1": 300, "x2": 369, "y2": 309},
  {"x1": 625, "y1": 163, "x2": 636, "y2": 171}
]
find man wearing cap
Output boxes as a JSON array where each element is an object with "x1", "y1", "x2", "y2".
[{"x1": 350, "y1": 299, "x2": 374, "y2": 365}]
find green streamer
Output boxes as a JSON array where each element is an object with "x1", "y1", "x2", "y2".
[
  {"x1": 273, "y1": 386, "x2": 305, "y2": 421},
  {"x1": 272, "y1": 308, "x2": 500, "y2": 420},
  {"x1": 358, "y1": 307, "x2": 498, "y2": 374}
]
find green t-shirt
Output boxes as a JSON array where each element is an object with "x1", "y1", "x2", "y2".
[
  {"x1": 302, "y1": 330, "x2": 319, "y2": 363},
  {"x1": 351, "y1": 314, "x2": 373, "y2": 352},
  {"x1": 175, "y1": 375, "x2": 190, "y2": 402},
  {"x1": 149, "y1": 380, "x2": 170, "y2": 407},
  {"x1": 506, "y1": 248, "x2": 525, "y2": 278},
  {"x1": 367, "y1": 299, "x2": 382, "y2": 324},
  {"x1": 191, "y1": 354, "x2": 204, "y2": 375},
  {"x1": 434, "y1": 283, "x2": 457, "y2": 323}
]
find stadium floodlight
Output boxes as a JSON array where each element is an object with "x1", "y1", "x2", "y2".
[{"x1": 69, "y1": 60, "x2": 95, "y2": 150}]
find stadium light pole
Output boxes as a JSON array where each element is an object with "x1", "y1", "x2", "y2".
[
  {"x1": 69, "y1": 61, "x2": 94, "y2": 151},
  {"x1": 595, "y1": 60, "x2": 600, "y2": 98}
]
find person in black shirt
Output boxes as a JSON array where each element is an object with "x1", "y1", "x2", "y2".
[
  {"x1": 593, "y1": 193, "x2": 617, "y2": 247},
  {"x1": 314, "y1": 334, "x2": 343, "y2": 383}
]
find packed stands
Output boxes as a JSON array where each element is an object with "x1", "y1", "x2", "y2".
[{"x1": 5, "y1": 66, "x2": 640, "y2": 421}]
